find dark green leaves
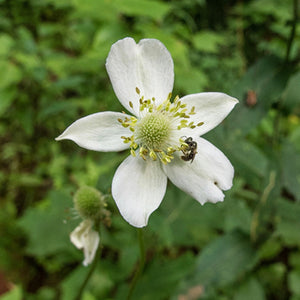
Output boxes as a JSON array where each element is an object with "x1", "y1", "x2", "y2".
[{"x1": 178, "y1": 232, "x2": 257, "y2": 297}]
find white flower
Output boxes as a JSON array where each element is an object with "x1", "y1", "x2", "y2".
[
  {"x1": 70, "y1": 219, "x2": 99, "y2": 266},
  {"x1": 56, "y1": 37, "x2": 238, "y2": 228}
]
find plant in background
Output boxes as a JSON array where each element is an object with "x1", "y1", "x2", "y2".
[
  {"x1": 56, "y1": 37, "x2": 238, "y2": 228},
  {"x1": 70, "y1": 186, "x2": 111, "y2": 299}
]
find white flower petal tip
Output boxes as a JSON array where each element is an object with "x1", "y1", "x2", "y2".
[
  {"x1": 70, "y1": 220, "x2": 100, "y2": 266},
  {"x1": 164, "y1": 137, "x2": 234, "y2": 206},
  {"x1": 112, "y1": 156, "x2": 167, "y2": 228},
  {"x1": 179, "y1": 92, "x2": 239, "y2": 137},
  {"x1": 106, "y1": 37, "x2": 174, "y2": 115},
  {"x1": 55, "y1": 111, "x2": 132, "y2": 152}
]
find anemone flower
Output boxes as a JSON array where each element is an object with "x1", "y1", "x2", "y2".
[{"x1": 56, "y1": 37, "x2": 238, "y2": 228}]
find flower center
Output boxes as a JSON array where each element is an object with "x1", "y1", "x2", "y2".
[
  {"x1": 118, "y1": 88, "x2": 204, "y2": 164},
  {"x1": 136, "y1": 113, "x2": 171, "y2": 150}
]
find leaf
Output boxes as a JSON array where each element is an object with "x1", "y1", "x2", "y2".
[
  {"x1": 233, "y1": 277, "x2": 266, "y2": 300},
  {"x1": 281, "y1": 142, "x2": 300, "y2": 201},
  {"x1": 114, "y1": 0, "x2": 170, "y2": 21},
  {"x1": 282, "y1": 71, "x2": 300, "y2": 113},
  {"x1": 180, "y1": 231, "x2": 257, "y2": 296},
  {"x1": 257, "y1": 263, "x2": 286, "y2": 298},
  {"x1": 275, "y1": 198, "x2": 300, "y2": 246},
  {"x1": 0, "y1": 34, "x2": 14, "y2": 57},
  {"x1": 0, "y1": 60, "x2": 22, "y2": 89},
  {"x1": 193, "y1": 31, "x2": 226, "y2": 53},
  {"x1": 289, "y1": 271, "x2": 300, "y2": 296},
  {"x1": 0, "y1": 286, "x2": 22, "y2": 300},
  {"x1": 0, "y1": 87, "x2": 16, "y2": 116},
  {"x1": 122, "y1": 253, "x2": 195, "y2": 300},
  {"x1": 18, "y1": 190, "x2": 77, "y2": 257},
  {"x1": 225, "y1": 138, "x2": 268, "y2": 187},
  {"x1": 229, "y1": 56, "x2": 291, "y2": 135},
  {"x1": 223, "y1": 198, "x2": 252, "y2": 234},
  {"x1": 149, "y1": 186, "x2": 225, "y2": 248}
]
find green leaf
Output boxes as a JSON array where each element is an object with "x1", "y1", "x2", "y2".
[
  {"x1": 72, "y1": 0, "x2": 118, "y2": 22},
  {"x1": 114, "y1": 0, "x2": 170, "y2": 21},
  {"x1": 233, "y1": 277, "x2": 265, "y2": 300},
  {"x1": 257, "y1": 263, "x2": 286, "y2": 298},
  {"x1": 0, "y1": 60, "x2": 22, "y2": 89},
  {"x1": 61, "y1": 267, "x2": 91, "y2": 300},
  {"x1": 193, "y1": 31, "x2": 226, "y2": 53},
  {"x1": 223, "y1": 198, "x2": 252, "y2": 234},
  {"x1": 18, "y1": 190, "x2": 77, "y2": 257},
  {"x1": 0, "y1": 34, "x2": 14, "y2": 57},
  {"x1": 181, "y1": 232, "x2": 256, "y2": 295},
  {"x1": 0, "y1": 286, "x2": 22, "y2": 300},
  {"x1": 282, "y1": 142, "x2": 300, "y2": 200},
  {"x1": 289, "y1": 271, "x2": 300, "y2": 296},
  {"x1": 225, "y1": 139, "x2": 268, "y2": 187},
  {"x1": 229, "y1": 56, "x2": 291, "y2": 135},
  {"x1": 275, "y1": 198, "x2": 300, "y2": 246},
  {"x1": 283, "y1": 71, "x2": 300, "y2": 112},
  {"x1": 0, "y1": 87, "x2": 16, "y2": 116},
  {"x1": 124, "y1": 253, "x2": 195, "y2": 300}
]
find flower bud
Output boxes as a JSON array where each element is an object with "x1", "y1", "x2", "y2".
[{"x1": 74, "y1": 186, "x2": 106, "y2": 221}]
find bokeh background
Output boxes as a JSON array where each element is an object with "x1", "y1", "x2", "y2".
[{"x1": 0, "y1": 0, "x2": 300, "y2": 299}]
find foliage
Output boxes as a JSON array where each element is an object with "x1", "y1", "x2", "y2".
[{"x1": 0, "y1": 0, "x2": 299, "y2": 299}]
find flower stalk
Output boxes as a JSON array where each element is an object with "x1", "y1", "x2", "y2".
[
  {"x1": 126, "y1": 228, "x2": 146, "y2": 300},
  {"x1": 74, "y1": 226, "x2": 102, "y2": 300}
]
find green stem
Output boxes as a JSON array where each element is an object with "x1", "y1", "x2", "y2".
[
  {"x1": 126, "y1": 228, "x2": 146, "y2": 300},
  {"x1": 74, "y1": 228, "x2": 101, "y2": 300},
  {"x1": 285, "y1": 0, "x2": 298, "y2": 63}
]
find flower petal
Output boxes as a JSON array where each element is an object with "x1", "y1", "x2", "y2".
[
  {"x1": 112, "y1": 155, "x2": 167, "y2": 227},
  {"x1": 106, "y1": 37, "x2": 174, "y2": 116},
  {"x1": 70, "y1": 220, "x2": 100, "y2": 266},
  {"x1": 164, "y1": 137, "x2": 234, "y2": 205},
  {"x1": 55, "y1": 111, "x2": 131, "y2": 152},
  {"x1": 179, "y1": 92, "x2": 238, "y2": 137}
]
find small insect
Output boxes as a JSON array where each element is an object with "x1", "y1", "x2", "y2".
[{"x1": 180, "y1": 136, "x2": 197, "y2": 162}]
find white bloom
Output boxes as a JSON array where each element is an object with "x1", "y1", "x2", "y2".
[
  {"x1": 70, "y1": 219, "x2": 99, "y2": 266},
  {"x1": 56, "y1": 37, "x2": 238, "y2": 228}
]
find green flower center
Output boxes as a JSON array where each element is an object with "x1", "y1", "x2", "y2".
[{"x1": 136, "y1": 113, "x2": 171, "y2": 150}]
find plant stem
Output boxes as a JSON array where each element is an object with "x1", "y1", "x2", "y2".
[
  {"x1": 74, "y1": 229, "x2": 101, "y2": 300},
  {"x1": 285, "y1": 0, "x2": 298, "y2": 63},
  {"x1": 126, "y1": 228, "x2": 146, "y2": 300}
]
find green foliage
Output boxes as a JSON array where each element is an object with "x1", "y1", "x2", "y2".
[{"x1": 0, "y1": 0, "x2": 299, "y2": 299}]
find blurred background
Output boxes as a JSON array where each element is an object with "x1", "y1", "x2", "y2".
[{"x1": 0, "y1": 0, "x2": 299, "y2": 299}]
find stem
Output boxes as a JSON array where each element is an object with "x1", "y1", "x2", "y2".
[
  {"x1": 285, "y1": 0, "x2": 298, "y2": 63},
  {"x1": 74, "y1": 228, "x2": 101, "y2": 300},
  {"x1": 126, "y1": 228, "x2": 146, "y2": 300}
]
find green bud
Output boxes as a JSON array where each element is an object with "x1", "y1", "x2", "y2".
[{"x1": 74, "y1": 186, "x2": 106, "y2": 221}]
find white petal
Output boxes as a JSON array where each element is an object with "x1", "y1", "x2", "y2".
[
  {"x1": 179, "y1": 92, "x2": 238, "y2": 137},
  {"x1": 70, "y1": 220, "x2": 100, "y2": 266},
  {"x1": 164, "y1": 137, "x2": 234, "y2": 205},
  {"x1": 55, "y1": 111, "x2": 131, "y2": 152},
  {"x1": 106, "y1": 37, "x2": 174, "y2": 115},
  {"x1": 112, "y1": 155, "x2": 167, "y2": 227}
]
